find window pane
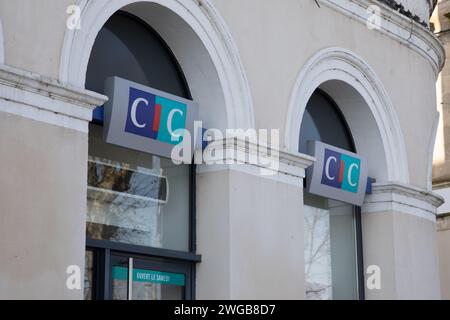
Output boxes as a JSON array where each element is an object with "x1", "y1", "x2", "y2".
[
  {"x1": 299, "y1": 91, "x2": 354, "y2": 154},
  {"x1": 304, "y1": 193, "x2": 358, "y2": 300},
  {"x1": 86, "y1": 12, "x2": 189, "y2": 99},
  {"x1": 132, "y1": 281, "x2": 184, "y2": 300},
  {"x1": 86, "y1": 12, "x2": 190, "y2": 123},
  {"x1": 111, "y1": 264, "x2": 185, "y2": 300},
  {"x1": 84, "y1": 250, "x2": 94, "y2": 300},
  {"x1": 328, "y1": 200, "x2": 358, "y2": 299},
  {"x1": 86, "y1": 124, "x2": 190, "y2": 252}
]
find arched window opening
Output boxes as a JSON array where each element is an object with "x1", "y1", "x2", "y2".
[
  {"x1": 300, "y1": 89, "x2": 364, "y2": 300},
  {"x1": 84, "y1": 11, "x2": 196, "y2": 301}
]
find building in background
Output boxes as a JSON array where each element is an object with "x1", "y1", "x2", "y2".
[
  {"x1": 431, "y1": 0, "x2": 450, "y2": 301},
  {"x1": 0, "y1": 0, "x2": 445, "y2": 300}
]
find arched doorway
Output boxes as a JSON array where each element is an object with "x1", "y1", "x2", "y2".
[{"x1": 84, "y1": 11, "x2": 196, "y2": 301}]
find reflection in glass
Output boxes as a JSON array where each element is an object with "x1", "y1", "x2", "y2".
[
  {"x1": 86, "y1": 124, "x2": 190, "y2": 251},
  {"x1": 304, "y1": 193, "x2": 358, "y2": 300},
  {"x1": 304, "y1": 203, "x2": 332, "y2": 300},
  {"x1": 300, "y1": 89, "x2": 360, "y2": 300},
  {"x1": 87, "y1": 158, "x2": 167, "y2": 248},
  {"x1": 111, "y1": 265, "x2": 184, "y2": 300},
  {"x1": 84, "y1": 250, "x2": 94, "y2": 300},
  {"x1": 132, "y1": 282, "x2": 183, "y2": 300},
  {"x1": 112, "y1": 263, "x2": 128, "y2": 300}
]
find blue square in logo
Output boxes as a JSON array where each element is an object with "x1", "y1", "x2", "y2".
[
  {"x1": 125, "y1": 87, "x2": 158, "y2": 139},
  {"x1": 321, "y1": 148, "x2": 342, "y2": 189}
]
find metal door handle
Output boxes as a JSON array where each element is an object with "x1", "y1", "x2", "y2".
[{"x1": 128, "y1": 257, "x2": 133, "y2": 300}]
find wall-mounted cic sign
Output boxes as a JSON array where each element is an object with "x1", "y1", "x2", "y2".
[
  {"x1": 103, "y1": 77, "x2": 199, "y2": 158},
  {"x1": 306, "y1": 141, "x2": 369, "y2": 206}
]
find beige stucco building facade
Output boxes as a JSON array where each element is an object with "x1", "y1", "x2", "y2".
[
  {"x1": 432, "y1": 0, "x2": 450, "y2": 301},
  {"x1": 0, "y1": 0, "x2": 445, "y2": 300}
]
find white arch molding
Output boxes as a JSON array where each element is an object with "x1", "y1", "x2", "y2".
[
  {"x1": 59, "y1": 0, "x2": 254, "y2": 131},
  {"x1": 286, "y1": 47, "x2": 409, "y2": 184}
]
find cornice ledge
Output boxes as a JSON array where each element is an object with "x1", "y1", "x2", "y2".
[
  {"x1": 319, "y1": 0, "x2": 445, "y2": 76},
  {"x1": 204, "y1": 138, "x2": 315, "y2": 179},
  {"x1": 217, "y1": 137, "x2": 315, "y2": 169},
  {"x1": 279, "y1": 149, "x2": 316, "y2": 170},
  {"x1": 0, "y1": 64, "x2": 108, "y2": 121},
  {"x1": 371, "y1": 181, "x2": 445, "y2": 208}
]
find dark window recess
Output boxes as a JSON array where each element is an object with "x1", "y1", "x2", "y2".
[
  {"x1": 299, "y1": 89, "x2": 355, "y2": 154},
  {"x1": 86, "y1": 11, "x2": 191, "y2": 123}
]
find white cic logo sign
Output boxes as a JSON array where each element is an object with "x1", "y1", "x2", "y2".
[{"x1": 307, "y1": 141, "x2": 368, "y2": 206}]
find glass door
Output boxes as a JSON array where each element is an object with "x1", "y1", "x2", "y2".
[
  {"x1": 304, "y1": 193, "x2": 361, "y2": 300},
  {"x1": 110, "y1": 254, "x2": 191, "y2": 300}
]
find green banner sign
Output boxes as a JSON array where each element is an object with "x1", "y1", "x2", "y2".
[{"x1": 112, "y1": 266, "x2": 185, "y2": 286}]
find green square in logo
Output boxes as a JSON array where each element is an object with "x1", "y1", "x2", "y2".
[
  {"x1": 155, "y1": 96, "x2": 187, "y2": 145},
  {"x1": 340, "y1": 154, "x2": 360, "y2": 193}
]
